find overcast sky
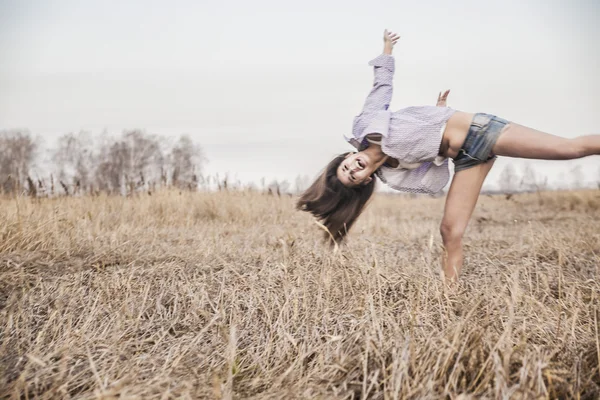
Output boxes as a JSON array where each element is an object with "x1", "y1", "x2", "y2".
[{"x1": 1, "y1": 0, "x2": 599, "y2": 189}]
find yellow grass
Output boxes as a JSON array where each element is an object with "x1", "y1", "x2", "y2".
[{"x1": 1, "y1": 189, "x2": 599, "y2": 399}]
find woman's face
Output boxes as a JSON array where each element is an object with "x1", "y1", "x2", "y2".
[{"x1": 336, "y1": 152, "x2": 374, "y2": 187}]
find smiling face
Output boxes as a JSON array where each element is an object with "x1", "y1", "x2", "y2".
[
  {"x1": 336, "y1": 152, "x2": 374, "y2": 187},
  {"x1": 297, "y1": 152, "x2": 377, "y2": 243}
]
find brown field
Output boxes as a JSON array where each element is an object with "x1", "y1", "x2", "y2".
[{"x1": 1, "y1": 189, "x2": 599, "y2": 399}]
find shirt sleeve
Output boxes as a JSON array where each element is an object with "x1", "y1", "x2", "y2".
[{"x1": 360, "y1": 54, "x2": 395, "y2": 113}]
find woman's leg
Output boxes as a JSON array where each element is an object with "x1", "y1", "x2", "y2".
[
  {"x1": 441, "y1": 159, "x2": 496, "y2": 283},
  {"x1": 493, "y1": 123, "x2": 600, "y2": 159}
]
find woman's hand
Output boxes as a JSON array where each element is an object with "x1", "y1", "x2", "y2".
[
  {"x1": 383, "y1": 29, "x2": 400, "y2": 55},
  {"x1": 436, "y1": 89, "x2": 450, "y2": 107}
]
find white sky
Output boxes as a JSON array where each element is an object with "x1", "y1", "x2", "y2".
[{"x1": 1, "y1": 0, "x2": 599, "y2": 189}]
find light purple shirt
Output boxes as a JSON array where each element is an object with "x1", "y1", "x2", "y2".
[{"x1": 345, "y1": 54, "x2": 457, "y2": 194}]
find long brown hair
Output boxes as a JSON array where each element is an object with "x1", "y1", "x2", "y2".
[{"x1": 296, "y1": 153, "x2": 376, "y2": 243}]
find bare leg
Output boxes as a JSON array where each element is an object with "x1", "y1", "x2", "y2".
[
  {"x1": 493, "y1": 123, "x2": 600, "y2": 159},
  {"x1": 441, "y1": 159, "x2": 495, "y2": 283},
  {"x1": 440, "y1": 122, "x2": 598, "y2": 283}
]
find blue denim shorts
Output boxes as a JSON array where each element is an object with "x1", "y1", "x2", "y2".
[{"x1": 453, "y1": 113, "x2": 510, "y2": 173}]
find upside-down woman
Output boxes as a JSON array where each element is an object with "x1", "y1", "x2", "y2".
[{"x1": 297, "y1": 29, "x2": 600, "y2": 283}]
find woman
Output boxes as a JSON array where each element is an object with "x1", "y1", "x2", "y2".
[{"x1": 297, "y1": 29, "x2": 600, "y2": 283}]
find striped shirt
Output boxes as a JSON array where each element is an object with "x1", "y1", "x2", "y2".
[{"x1": 345, "y1": 54, "x2": 457, "y2": 194}]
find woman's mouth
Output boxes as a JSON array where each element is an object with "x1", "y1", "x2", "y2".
[{"x1": 356, "y1": 159, "x2": 365, "y2": 169}]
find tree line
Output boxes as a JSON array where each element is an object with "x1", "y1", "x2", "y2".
[
  {"x1": 1, "y1": 129, "x2": 204, "y2": 196},
  {"x1": 0, "y1": 129, "x2": 311, "y2": 197}
]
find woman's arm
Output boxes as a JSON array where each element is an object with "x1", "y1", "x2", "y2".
[{"x1": 359, "y1": 30, "x2": 400, "y2": 113}]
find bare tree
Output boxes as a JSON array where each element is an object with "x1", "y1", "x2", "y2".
[
  {"x1": 570, "y1": 165, "x2": 584, "y2": 189},
  {"x1": 0, "y1": 130, "x2": 37, "y2": 194},
  {"x1": 169, "y1": 134, "x2": 205, "y2": 189},
  {"x1": 95, "y1": 139, "x2": 128, "y2": 193},
  {"x1": 123, "y1": 130, "x2": 164, "y2": 183},
  {"x1": 94, "y1": 130, "x2": 164, "y2": 194},
  {"x1": 53, "y1": 131, "x2": 94, "y2": 190},
  {"x1": 520, "y1": 163, "x2": 547, "y2": 192},
  {"x1": 497, "y1": 164, "x2": 519, "y2": 193}
]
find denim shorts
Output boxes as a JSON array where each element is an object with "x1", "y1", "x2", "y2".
[{"x1": 453, "y1": 113, "x2": 510, "y2": 173}]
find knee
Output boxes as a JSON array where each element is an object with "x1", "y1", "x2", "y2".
[{"x1": 440, "y1": 221, "x2": 464, "y2": 245}]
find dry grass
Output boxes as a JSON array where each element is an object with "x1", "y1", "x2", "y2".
[{"x1": 1, "y1": 189, "x2": 599, "y2": 399}]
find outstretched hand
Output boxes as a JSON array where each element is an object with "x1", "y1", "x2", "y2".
[
  {"x1": 383, "y1": 29, "x2": 400, "y2": 55},
  {"x1": 437, "y1": 89, "x2": 450, "y2": 107}
]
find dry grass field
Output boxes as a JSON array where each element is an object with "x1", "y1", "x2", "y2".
[{"x1": 1, "y1": 189, "x2": 599, "y2": 399}]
